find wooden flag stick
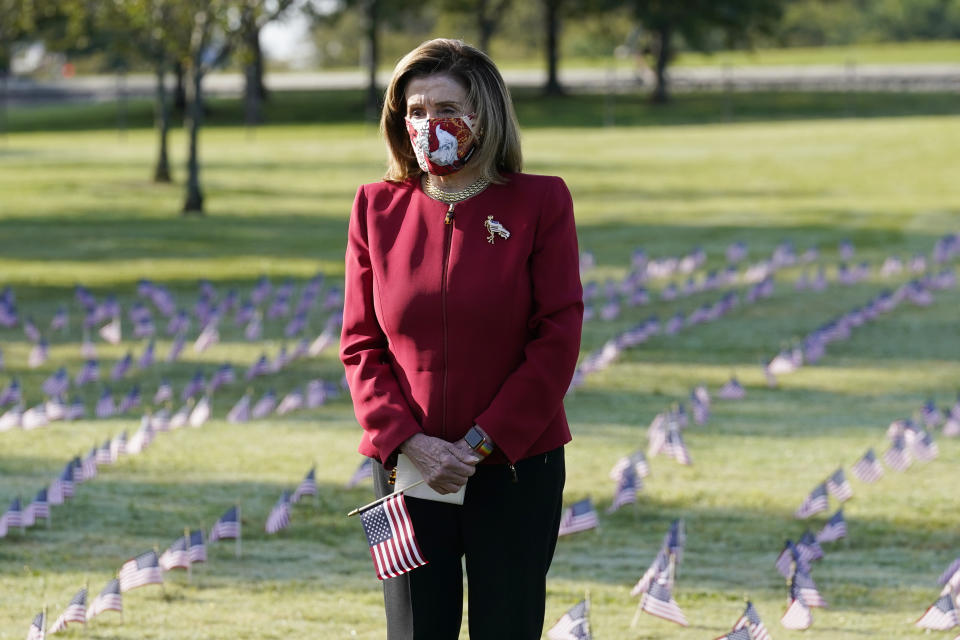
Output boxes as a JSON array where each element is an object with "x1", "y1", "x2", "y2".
[
  {"x1": 346, "y1": 481, "x2": 424, "y2": 517},
  {"x1": 630, "y1": 598, "x2": 644, "y2": 629},
  {"x1": 585, "y1": 589, "x2": 593, "y2": 637},
  {"x1": 42, "y1": 605, "x2": 48, "y2": 637},
  {"x1": 82, "y1": 578, "x2": 89, "y2": 635}
]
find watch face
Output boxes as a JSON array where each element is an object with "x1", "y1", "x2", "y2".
[{"x1": 465, "y1": 429, "x2": 484, "y2": 449}]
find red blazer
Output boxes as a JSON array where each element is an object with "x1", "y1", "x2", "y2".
[{"x1": 340, "y1": 172, "x2": 583, "y2": 465}]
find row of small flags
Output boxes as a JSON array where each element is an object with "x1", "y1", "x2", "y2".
[
  {"x1": 777, "y1": 399, "x2": 956, "y2": 630},
  {"x1": 764, "y1": 270, "x2": 956, "y2": 383},
  {"x1": 578, "y1": 233, "x2": 960, "y2": 325},
  {"x1": 570, "y1": 278, "x2": 773, "y2": 393},
  {"x1": 0, "y1": 323, "x2": 343, "y2": 426},
  {"x1": 915, "y1": 555, "x2": 960, "y2": 632},
  {"x1": 0, "y1": 381, "x2": 338, "y2": 540},
  {"x1": 17, "y1": 466, "x2": 342, "y2": 632},
  {"x1": 22, "y1": 506, "x2": 242, "y2": 638},
  {"x1": 1, "y1": 273, "x2": 341, "y2": 348}
]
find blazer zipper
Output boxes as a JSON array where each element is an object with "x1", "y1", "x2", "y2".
[{"x1": 440, "y1": 203, "x2": 455, "y2": 440}]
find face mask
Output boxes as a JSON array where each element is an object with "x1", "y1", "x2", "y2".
[{"x1": 405, "y1": 114, "x2": 478, "y2": 176}]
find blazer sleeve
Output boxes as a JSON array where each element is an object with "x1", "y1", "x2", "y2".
[
  {"x1": 474, "y1": 177, "x2": 584, "y2": 463},
  {"x1": 340, "y1": 185, "x2": 423, "y2": 464}
]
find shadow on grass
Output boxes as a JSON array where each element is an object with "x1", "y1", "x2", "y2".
[{"x1": 5, "y1": 89, "x2": 960, "y2": 134}]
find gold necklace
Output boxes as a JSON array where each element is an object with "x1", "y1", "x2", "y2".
[{"x1": 422, "y1": 175, "x2": 491, "y2": 224}]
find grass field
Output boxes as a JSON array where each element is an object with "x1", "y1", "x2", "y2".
[{"x1": 1, "y1": 91, "x2": 959, "y2": 639}]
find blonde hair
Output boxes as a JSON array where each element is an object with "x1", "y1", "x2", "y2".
[{"x1": 380, "y1": 38, "x2": 522, "y2": 183}]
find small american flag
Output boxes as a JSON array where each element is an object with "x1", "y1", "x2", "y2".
[
  {"x1": 911, "y1": 431, "x2": 939, "y2": 462},
  {"x1": 251, "y1": 390, "x2": 277, "y2": 419},
  {"x1": 81, "y1": 447, "x2": 98, "y2": 481},
  {"x1": 305, "y1": 379, "x2": 327, "y2": 408},
  {"x1": 607, "y1": 464, "x2": 640, "y2": 513},
  {"x1": 49, "y1": 587, "x2": 87, "y2": 632},
  {"x1": 265, "y1": 492, "x2": 291, "y2": 534},
  {"x1": 159, "y1": 535, "x2": 191, "y2": 571},
  {"x1": 884, "y1": 436, "x2": 912, "y2": 472},
  {"x1": 938, "y1": 556, "x2": 960, "y2": 587},
  {"x1": 118, "y1": 385, "x2": 141, "y2": 413},
  {"x1": 816, "y1": 509, "x2": 848, "y2": 543},
  {"x1": 546, "y1": 599, "x2": 591, "y2": 640},
  {"x1": 359, "y1": 493, "x2": 427, "y2": 580},
  {"x1": 188, "y1": 529, "x2": 207, "y2": 563},
  {"x1": 137, "y1": 339, "x2": 155, "y2": 369},
  {"x1": 732, "y1": 601, "x2": 771, "y2": 640},
  {"x1": 825, "y1": 467, "x2": 853, "y2": 501},
  {"x1": 796, "y1": 530, "x2": 824, "y2": 563},
  {"x1": 117, "y1": 550, "x2": 163, "y2": 592},
  {"x1": 793, "y1": 569, "x2": 827, "y2": 608},
  {"x1": 640, "y1": 579, "x2": 688, "y2": 626},
  {"x1": 631, "y1": 548, "x2": 668, "y2": 597},
  {"x1": 794, "y1": 483, "x2": 829, "y2": 519},
  {"x1": 291, "y1": 467, "x2": 317, "y2": 503},
  {"x1": 775, "y1": 540, "x2": 808, "y2": 578},
  {"x1": 227, "y1": 393, "x2": 251, "y2": 423},
  {"x1": 714, "y1": 627, "x2": 751, "y2": 640},
  {"x1": 558, "y1": 498, "x2": 599, "y2": 536},
  {"x1": 716, "y1": 376, "x2": 746, "y2": 400},
  {"x1": 25, "y1": 488, "x2": 50, "y2": 525},
  {"x1": 167, "y1": 334, "x2": 186, "y2": 362},
  {"x1": 188, "y1": 396, "x2": 211, "y2": 428},
  {"x1": 210, "y1": 506, "x2": 240, "y2": 541},
  {"x1": 276, "y1": 387, "x2": 305, "y2": 415},
  {"x1": 245, "y1": 354, "x2": 270, "y2": 380},
  {"x1": 347, "y1": 458, "x2": 373, "y2": 488},
  {"x1": 110, "y1": 352, "x2": 133, "y2": 380},
  {"x1": 26, "y1": 611, "x2": 45, "y2": 640},
  {"x1": 915, "y1": 594, "x2": 958, "y2": 630},
  {"x1": 96, "y1": 439, "x2": 114, "y2": 465},
  {"x1": 110, "y1": 430, "x2": 127, "y2": 460},
  {"x1": 851, "y1": 448, "x2": 883, "y2": 483},
  {"x1": 95, "y1": 388, "x2": 116, "y2": 419},
  {"x1": 780, "y1": 586, "x2": 812, "y2": 630},
  {"x1": 2, "y1": 497, "x2": 22, "y2": 530},
  {"x1": 609, "y1": 449, "x2": 650, "y2": 482},
  {"x1": 86, "y1": 579, "x2": 122, "y2": 620}
]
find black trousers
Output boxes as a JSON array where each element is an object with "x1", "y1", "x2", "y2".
[{"x1": 373, "y1": 447, "x2": 566, "y2": 640}]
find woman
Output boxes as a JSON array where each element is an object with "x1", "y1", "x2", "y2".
[{"x1": 340, "y1": 38, "x2": 583, "y2": 640}]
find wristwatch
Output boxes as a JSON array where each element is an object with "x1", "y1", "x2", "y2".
[{"x1": 464, "y1": 426, "x2": 494, "y2": 458}]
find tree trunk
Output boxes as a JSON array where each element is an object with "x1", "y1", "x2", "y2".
[
  {"x1": 543, "y1": 0, "x2": 563, "y2": 96},
  {"x1": 651, "y1": 25, "x2": 672, "y2": 104},
  {"x1": 478, "y1": 0, "x2": 493, "y2": 52},
  {"x1": 173, "y1": 61, "x2": 187, "y2": 113},
  {"x1": 363, "y1": 0, "x2": 380, "y2": 120},
  {"x1": 153, "y1": 64, "x2": 172, "y2": 183},
  {"x1": 182, "y1": 61, "x2": 204, "y2": 215},
  {"x1": 243, "y1": 21, "x2": 266, "y2": 125}
]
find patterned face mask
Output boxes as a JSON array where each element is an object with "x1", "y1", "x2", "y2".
[{"x1": 404, "y1": 114, "x2": 478, "y2": 176}]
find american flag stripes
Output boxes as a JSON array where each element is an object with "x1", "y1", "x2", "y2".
[
  {"x1": 24, "y1": 488, "x2": 49, "y2": 526},
  {"x1": 794, "y1": 483, "x2": 829, "y2": 519},
  {"x1": 546, "y1": 599, "x2": 591, "y2": 640},
  {"x1": 775, "y1": 540, "x2": 808, "y2": 578},
  {"x1": 607, "y1": 464, "x2": 640, "y2": 513},
  {"x1": 796, "y1": 530, "x2": 824, "y2": 563},
  {"x1": 188, "y1": 529, "x2": 207, "y2": 563},
  {"x1": 49, "y1": 588, "x2": 86, "y2": 633},
  {"x1": 793, "y1": 569, "x2": 827, "y2": 608},
  {"x1": 159, "y1": 536, "x2": 191, "y2": 571},
  {"x1": 851, "y1": 448, "x2": 884, "y2": 483},
  {"x1": 640, "y1": 579, "x2": 689, "y2": 626},
  {"x1": 86, "y1": 579, "x2": 122, "y2": 620},
  {"x1": 291, "y1": 467, "x2": 317, "y2": 503},
  {"x1": 265, "y1": 492, "x2": 291, "y2": 534},
  {"x1": 558, "y1": 498, "x2": 600, "y2": 536},
  {"x1": 916, "y1": 594, "x2": 959, "y2": 630},
  {"x1": 816, "y1": 509, "x2": 848, "y2": 543},
  {"x1": 117, "y1": 551, "x2": 163, "y2": 592},
  {"x1": 825, "y1": 467, "x2": 853, "y2": 501},
  {"x1": 2, "y1": 497, "x2": 23, "y2": 532},
  {"x1": 359, "y1": 493, "x2": 427, "y2": 581},
  {"x1": 209, "y1": 506, "x2": 240, "y2": 541},
  {"x1": 732, "y1": 601, "x2": 772, "y2": 640},
  {"x1": 781, "y1": 583, "x2": 813, "y2": 630},
  {"x1": 884, "y1": 436, "x2": 912, "y2": 472}
]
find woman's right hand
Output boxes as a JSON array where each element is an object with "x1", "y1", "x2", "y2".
[{"x1": 399, "y1": 433, "x2": 480, "y2": 494}]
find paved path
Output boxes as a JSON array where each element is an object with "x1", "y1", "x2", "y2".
[{"x1": 3, "y1": 63, "x2": 960, "y2": 106}]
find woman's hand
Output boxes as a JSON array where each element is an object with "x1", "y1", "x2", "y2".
[{"x1": 399, "y1": 433, "x2": 480, "y2": 494}]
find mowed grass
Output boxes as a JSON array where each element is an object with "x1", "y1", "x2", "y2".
[{"x1": 1, "y1": 92, "x2": 959, "y2": 639}]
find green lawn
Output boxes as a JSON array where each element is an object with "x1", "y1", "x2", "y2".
[{"x1": 1, "y1": 92, "x2": 959, "y2": 639}]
